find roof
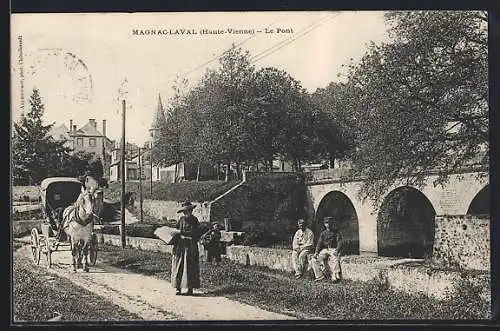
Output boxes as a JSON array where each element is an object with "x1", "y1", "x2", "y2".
[
  {"x1": 150, "y1": 94, "x2": 165, "y2": 130},
  {"x1": 71, "y1": 121, "x2": 103, "y2": 137},
  {"x1": 40, "y1": 177, "x2": 82, "y2": 190},
  {"x1": 48, "y1": 124, "x2": 71, "y2": 141},
  {"x1": 109, "y1": 148, "x2": 150, "y2": 167}
]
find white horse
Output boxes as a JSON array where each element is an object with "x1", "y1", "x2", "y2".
[{"x1": 62, "y1": 185, "x2": 102, "y2": 272}]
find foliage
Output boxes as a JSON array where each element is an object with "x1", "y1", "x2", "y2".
[
  {"x1": 12, "y1": 89, "x2": 72, "y2": 185},
  {"x1": 105, "y1": 180, "x2": 239, "y2": 203},
  {"x1": 12, "y1": 89, "x2": 106, "y2": 185},
  {"x1": 59, "y1": 151, "x2": 103, "y2": 178},
  {"x1": 151, "y1": 79, "x2": 188, "y2": 168},
  {"x1": 310, "y1": 82, "x2": 359, "y2": 165},
  {"x1": 241, "y1": 220, "x2": 295, "y2": 248},
  {"x1": 152, "y1": 45, "x2": 350, "y2": 180},
  {"x1": 339, "y1": 11, "x2": 488, "y2": 201},
  {"x1": 244, "y1": 174, "x2": 307, "y2": 223}
]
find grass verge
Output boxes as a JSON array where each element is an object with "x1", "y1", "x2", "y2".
[
  {"x1": 97, "y1": 244, "x2": 491, "y2": 320},
  {"x1": 12, "y1": 243, "x2": 142, "y2": 322}
]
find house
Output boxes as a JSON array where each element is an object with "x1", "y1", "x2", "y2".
[
  {"x1": 109, "y1": 142, "x2": 143, "y2": 182},
  {"x1": 48, "y1": 118, "x2": 114, "y2": 176}
]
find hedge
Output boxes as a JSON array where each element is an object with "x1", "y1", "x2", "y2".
[{"x1": 104, "y1": 180, "x2": 239, "y2": 203}]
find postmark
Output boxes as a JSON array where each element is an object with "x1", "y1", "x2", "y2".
[{"x1": 24, "y1": 48, "x2": 93, "y2": 104}]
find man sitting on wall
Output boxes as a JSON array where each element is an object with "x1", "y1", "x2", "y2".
[
  {"x1": 291, "y1": 218, "x2": 315, "y2": 279},
  {"x1": 311, "y1": 217, "x2": 344, "y2": 283}
]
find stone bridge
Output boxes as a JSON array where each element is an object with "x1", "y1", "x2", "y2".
[{"x1": 305, "y1": 166, "x2": 489, "y2": 259}]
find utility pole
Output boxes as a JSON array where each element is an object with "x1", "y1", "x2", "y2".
[
  {"x1": 120, "y1": 99, "x2": 126, "y2": 248},
  {"x1": 138, "y1": 147, "x2": 144, "y2": 222}
]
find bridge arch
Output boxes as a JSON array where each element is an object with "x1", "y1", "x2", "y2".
[
  {"x1": 315, "y1": 191, "x2": 359, "y2": 254},
  {"x1": 467, "y1": 184, "x2": 489, "y2": 216},
  {"x1": 377, "y1": 186, "x2": 436, "y2": 258}
]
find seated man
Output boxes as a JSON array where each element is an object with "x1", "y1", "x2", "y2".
[
  {"x1": 311, "y1": 217, "x2": 344, "y2": 283},
  {"x1": 291, "y1": 219, "x2": 314, "y2": 279}
]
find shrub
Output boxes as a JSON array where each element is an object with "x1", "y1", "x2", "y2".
[
  {"x1": 104, "y1": 180, "x2": 239, "y2": 203},
  {"x1": 241, "y1": 221, "x2": 293, "y2": 248}
]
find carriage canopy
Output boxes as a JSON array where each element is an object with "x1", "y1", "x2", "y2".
[{"x1": 40, "y1": 177, "x2": 83, "y2": 216}]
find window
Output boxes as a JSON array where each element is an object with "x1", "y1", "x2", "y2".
[
  {"x1": 89, "y1": 138, "x2": 96, "y2": 147},
  {"x1": 76, "y1": 138, "x2": 83, "y2": 146}
]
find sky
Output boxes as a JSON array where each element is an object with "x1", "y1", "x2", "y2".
[{"x1": 11, "y1": 11, "x2": 390, "y2": 146}]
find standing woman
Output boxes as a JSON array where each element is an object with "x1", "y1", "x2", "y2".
[{"x1": 171, "y1": 200, "x2": 201, "y2": 296}]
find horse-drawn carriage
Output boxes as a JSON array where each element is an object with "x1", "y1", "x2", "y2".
[{"x1": 30, "y1": 177, "x2": 102, "y2": 270}]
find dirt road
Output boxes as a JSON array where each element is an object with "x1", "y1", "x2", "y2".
[{"x1": 14, "y1": 243, "x2": 295, "y2": 321}]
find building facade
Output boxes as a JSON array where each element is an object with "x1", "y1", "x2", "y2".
[{"x1": 49, "y1": 118, "x2": 114, "y2": 177}]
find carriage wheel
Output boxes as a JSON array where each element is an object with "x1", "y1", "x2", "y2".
[
  {"x1": 30, "y1": 229, "x2": 41, "y2": 265},
  {"x1": 89, "y1": 233, "x2": 98, "y2": 266}
]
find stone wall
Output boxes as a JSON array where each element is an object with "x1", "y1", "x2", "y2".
[
  {"x1": 226, "y1": 245, "x2": 294, "y2": 272},
  {"x1": 225, "y1": 245, "x2": 490, "y2": 301},
  {"x1": 98, "y1": 233, "x2": 172, "y2": 253},
  {"x1": 142, "y1": 199, "x2": 211, "y2": 223},
  {"x1": 97, "y1": 234, "x2": 209, "y2": 259},
  {"x1": 433, "y1": 215, "x2": 490, "y2": 271}
]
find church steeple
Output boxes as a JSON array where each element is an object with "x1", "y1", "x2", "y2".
[{"x1": 150, "y1": 93, "x2": 164, "y2": 137}]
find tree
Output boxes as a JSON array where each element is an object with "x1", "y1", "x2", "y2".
[
  {"x1": 311, "y1": 82, "x2": 358, "y2": 167},
  {"x1": 342, "y1": 11, "x2": 488, "y2": 201},
  {"x1": 12, "y1": 88, "x2": 71, "y2": 185},
  {"x1": 251, "y1": 67, "x2": 314, "y2": 171}
]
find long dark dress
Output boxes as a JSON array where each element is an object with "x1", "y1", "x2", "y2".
[{"x1": 171, "y1": 214, "x2": 201, "y2": 289}]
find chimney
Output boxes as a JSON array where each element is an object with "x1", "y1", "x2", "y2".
[
  {"x1": 102, "y1": 119, "x2": 107, "y2": 137},
  {"x1": 73, "y1": 125, "x2": 77, "y2": 132},
  {"x1": 89, "y1": 119, "x2": 97, "y2": 128},
  {"x1": 69, "y1": 120, "x2": 73, "y2": 133}
]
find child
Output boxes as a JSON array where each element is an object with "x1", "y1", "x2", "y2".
[{"x1": 201, "y1": 222, "x2": 222, "y2": 264}]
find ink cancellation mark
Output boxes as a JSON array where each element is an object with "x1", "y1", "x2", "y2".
[{"x1": 24, "y1": 48, "x2": 93, "y2": 104}]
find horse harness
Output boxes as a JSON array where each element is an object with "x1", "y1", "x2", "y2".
[{"x1": 62, "y1": 190, "x2": 100, "y2": 229}]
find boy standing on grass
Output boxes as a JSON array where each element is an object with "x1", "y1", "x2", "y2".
[
  {"x1": 311, "y1": 217, "x2": 343, "y2": 283},
  {"x1": 201, "y1": 222, "x2": 222, "y2": 265}
]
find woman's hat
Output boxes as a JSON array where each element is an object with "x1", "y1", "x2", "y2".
[{"x1": 177, "y1": 200, "x2": 196, "y2": 213}]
